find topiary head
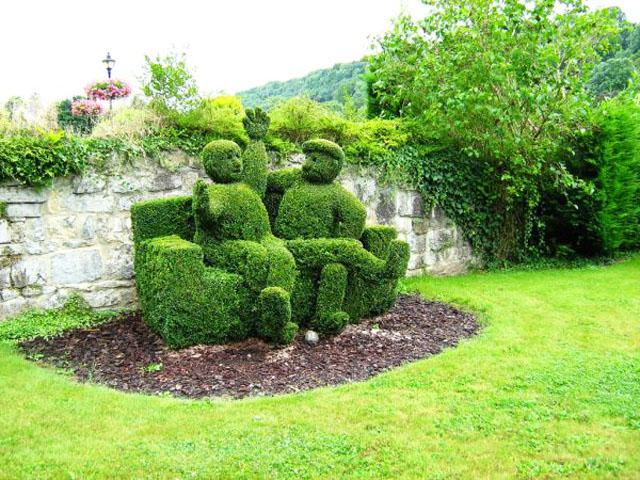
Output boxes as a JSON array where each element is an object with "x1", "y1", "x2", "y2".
[
  {"x1": 201, "y1": 140, "x2": 243, "y2": 183},
  {"x1": 301, "y1": 139, "x2": 345, "y2": 183},
  {"x1": 243, "y1": 107, "x2": 270, "y2": 141}
]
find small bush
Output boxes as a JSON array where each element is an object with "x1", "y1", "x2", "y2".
[
  {"x1": 269, "y1": 97, "x2": 349, "y2": 145},
  {"x1": 91, "y1": 107, "x2": 163, "y2": 139},
  {"x1": 175, "y1": 96, "x2": 248, "y2": 147}
]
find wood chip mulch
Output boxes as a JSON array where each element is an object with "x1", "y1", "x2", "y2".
[{"x1": 19, "y1": 295, "x2": 478, "y2": 399}]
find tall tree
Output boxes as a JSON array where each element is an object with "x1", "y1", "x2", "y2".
[{"x1": 368, "y1": 0, "x2": 619, "y2": 260}]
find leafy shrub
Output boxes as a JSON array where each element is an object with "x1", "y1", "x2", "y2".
[
  {"x1": 0, "y1": 130, "x2": 87, "y2": 186},
  {"x1": 175, "y1": 96, "x2": 248, "y2": 147},
  {"x1": 269, "y1": 97, "x2": 349, "y2": 145},
  {"x1": 0, "y1": 294, "x2": 116, "y2": 343}
]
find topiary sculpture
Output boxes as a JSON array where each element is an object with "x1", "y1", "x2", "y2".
[
  {"x1": 266, "y1": 139, "x2": 410, "y2": 335},
  {"x1": 192, "y1": 138, "x2": 298, "y2": 345}
]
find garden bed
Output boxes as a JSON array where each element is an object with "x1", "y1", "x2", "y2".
[{"x1": 19, "y1": 295, "x2": 478, "y2": 399}]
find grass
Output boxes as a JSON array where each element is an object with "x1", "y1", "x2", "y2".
[{"x1": 1, "y1": 256, "x2": 639, "y2": 479}]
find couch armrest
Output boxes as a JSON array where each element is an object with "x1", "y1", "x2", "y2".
[{"x1": 361, "y1": 225, "x2": 398, "y2": 259}]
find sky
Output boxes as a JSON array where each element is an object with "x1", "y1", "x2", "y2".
[{"x1": 1, "y1": 0, "x2": 639, "y2": 105}]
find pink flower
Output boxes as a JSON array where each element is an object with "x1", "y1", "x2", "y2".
[
  {"x1": 85, "y1": 79, "x2": 131, "y2": 100},
  {"x1": 71, "y1": 99, "x2": 103, "y2": 116}
]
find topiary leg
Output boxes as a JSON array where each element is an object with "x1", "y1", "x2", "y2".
[
  {"x1": 256, "y1": 286, "x2": 298, "y2": 345},
  {"x1": 314, "y1": 262, "x2": 350, "y2": 335}
]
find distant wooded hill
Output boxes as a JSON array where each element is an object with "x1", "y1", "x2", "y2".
[{"x1": 238, "y1": 61, "x2": 367, "y2": 110}]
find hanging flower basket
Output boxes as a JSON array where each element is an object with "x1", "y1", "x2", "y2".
[
  {"x1": 71, "y1": 99, "x2": 103, "y2": 116},
  {"x1": 85, "y1": 79, "x2": 132, "y2": 101}
]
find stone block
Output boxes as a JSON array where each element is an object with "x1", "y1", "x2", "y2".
[
  {"x1": 0, "y1": 186, "x2": 47, "y2": 203},
  {"x1": 11, "y1": 257, "x2": 48, "y2": 288},
  {"x1": 109, "y1": 177, "x2": 144, "y2": 194},
  {"x1": 148, "y1": 172, "x2": 182, "y2": 192},
  {"x1": 375, "y1": 187, "x2": 397, "y2": 225},
  {"x1": 51, "y1": 249, "x2": 103, "y2": 284},
  {"x1": 407, "y1": 233, "x2": 427, "y2": 254},
  {"x1": 412, "y1": 218, "x2": 429, "y2": 235},
  {"x1": 105, "y1": 244, "x2": 134, "y2": 280},
  {"x1": 0, "y1": 267, "x2": 10, "y2": 288},
  {"x1": 63, "y1": 194, "x2": 114, "y2": 213},
  {"x1": 398, "y1": 191, "x2": 424, "y2": 217},
  {"x1": 0, "y1": 288, "x2": 19, "y2": 302},
  {"x1": 1, "y1": 297, "x2": 29, "y2": 320},
  {"x1": 6, "y1": 203, "x2": 42, "y2": 218},
  {"x1": 72, "y1": 174, "x2": 106, "y2": 194},
  {"x1": 0, "y1": 220, "x2": 10, "y2": 243}
]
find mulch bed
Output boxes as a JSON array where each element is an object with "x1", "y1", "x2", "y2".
[{"x1": 19, "y1": 295, "x2": 478, "y2": 399}]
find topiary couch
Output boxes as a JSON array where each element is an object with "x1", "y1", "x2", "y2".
[{"x1": 131, "y1": 109, "x2": 409, "y2": 349}]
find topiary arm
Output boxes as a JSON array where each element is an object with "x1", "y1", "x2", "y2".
[
  {"x1": 192, "y1": 179, "x2": 223, "y2": 228},
  {"x1": 243, "y1": 107, "x2": 270, "y2": 141},
  {"x1": 361, "y1": 225, "x2": 398, "y2": 259},
  {"x1": 333, "y1": 188, "x2": 367, "y2": 239}
]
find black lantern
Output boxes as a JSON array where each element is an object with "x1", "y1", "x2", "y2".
[{"x1": 102, "y1": 52, "x2": 115, "y2": 79}]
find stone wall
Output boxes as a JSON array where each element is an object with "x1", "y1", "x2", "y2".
[{"x1": 0, "y1": 154, "x2": 473, "y2": 319}]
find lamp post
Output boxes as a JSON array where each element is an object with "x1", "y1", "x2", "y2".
[{"x1": 102, "y1": 52, "x2": 116, "y2": 112}]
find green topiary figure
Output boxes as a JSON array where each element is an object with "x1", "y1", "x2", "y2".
[
  {"x1": 267, "y1": 139, "x2": 410, "y2": 334},
  {"x1": 193, "y1": 139, "x2": 298, "y2": 344}
]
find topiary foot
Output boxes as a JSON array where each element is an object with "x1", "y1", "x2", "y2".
[
  {"x1": 314, "y1": 310, "x2": 350, "y2": 335},
  {"x1": 256, "y1": 286, "x2": 297, "y2": 344}
]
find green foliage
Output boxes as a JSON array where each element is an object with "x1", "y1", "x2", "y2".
[
  {"x1": 0, "y1": 201, "x2": 6, "y2": 219},
  {"x1": 368, "y1": 0, "x2": 620, "y2": 261},
  {"x1": 200, "y1": 140, "x2": 243, "y2": 183},
  {"x1": 361, "y1": 226, "x2": 398, "y2": 259},
  {"x1": 0, "y1": 130, "x2": 87, "y2": 187},
  {"x1": 131, "y1": 196, "x2": 194, "y2": 245},
  {"x1": 175, "y1": 96, "x2": 248, "y2": 147},
  {"x1": 301, "y1": 139, "x2": 344, "y2": 183},
  {"x1": 239, "y1": 61, "x2": 367, "y2": 110},
  {"x1": 597, "y1": 96, "x2": 640, "y2": 252},
  {"x1": 141, "y1": 51, "x2": 199, "y2": 113},
  {"x1": 134, "y1": 235, "x2": 245, "y2": 349},
  {"x1": 56, "y1": 97, "x2": 95, "y2": 134},
  {"x1": 243, "y1": 107, "x2": 270, "y2": 141},
  {"x1": 0, "y1": 294, "x2": 115, "y2": 343}
]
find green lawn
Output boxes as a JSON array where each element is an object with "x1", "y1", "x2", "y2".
[{"x1": 1, "y1": 257, "x2": 639, "y2": 479}]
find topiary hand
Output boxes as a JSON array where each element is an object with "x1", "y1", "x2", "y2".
[{"x1": 243, "y1": 107, "x2": 270, "y2": 141}]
